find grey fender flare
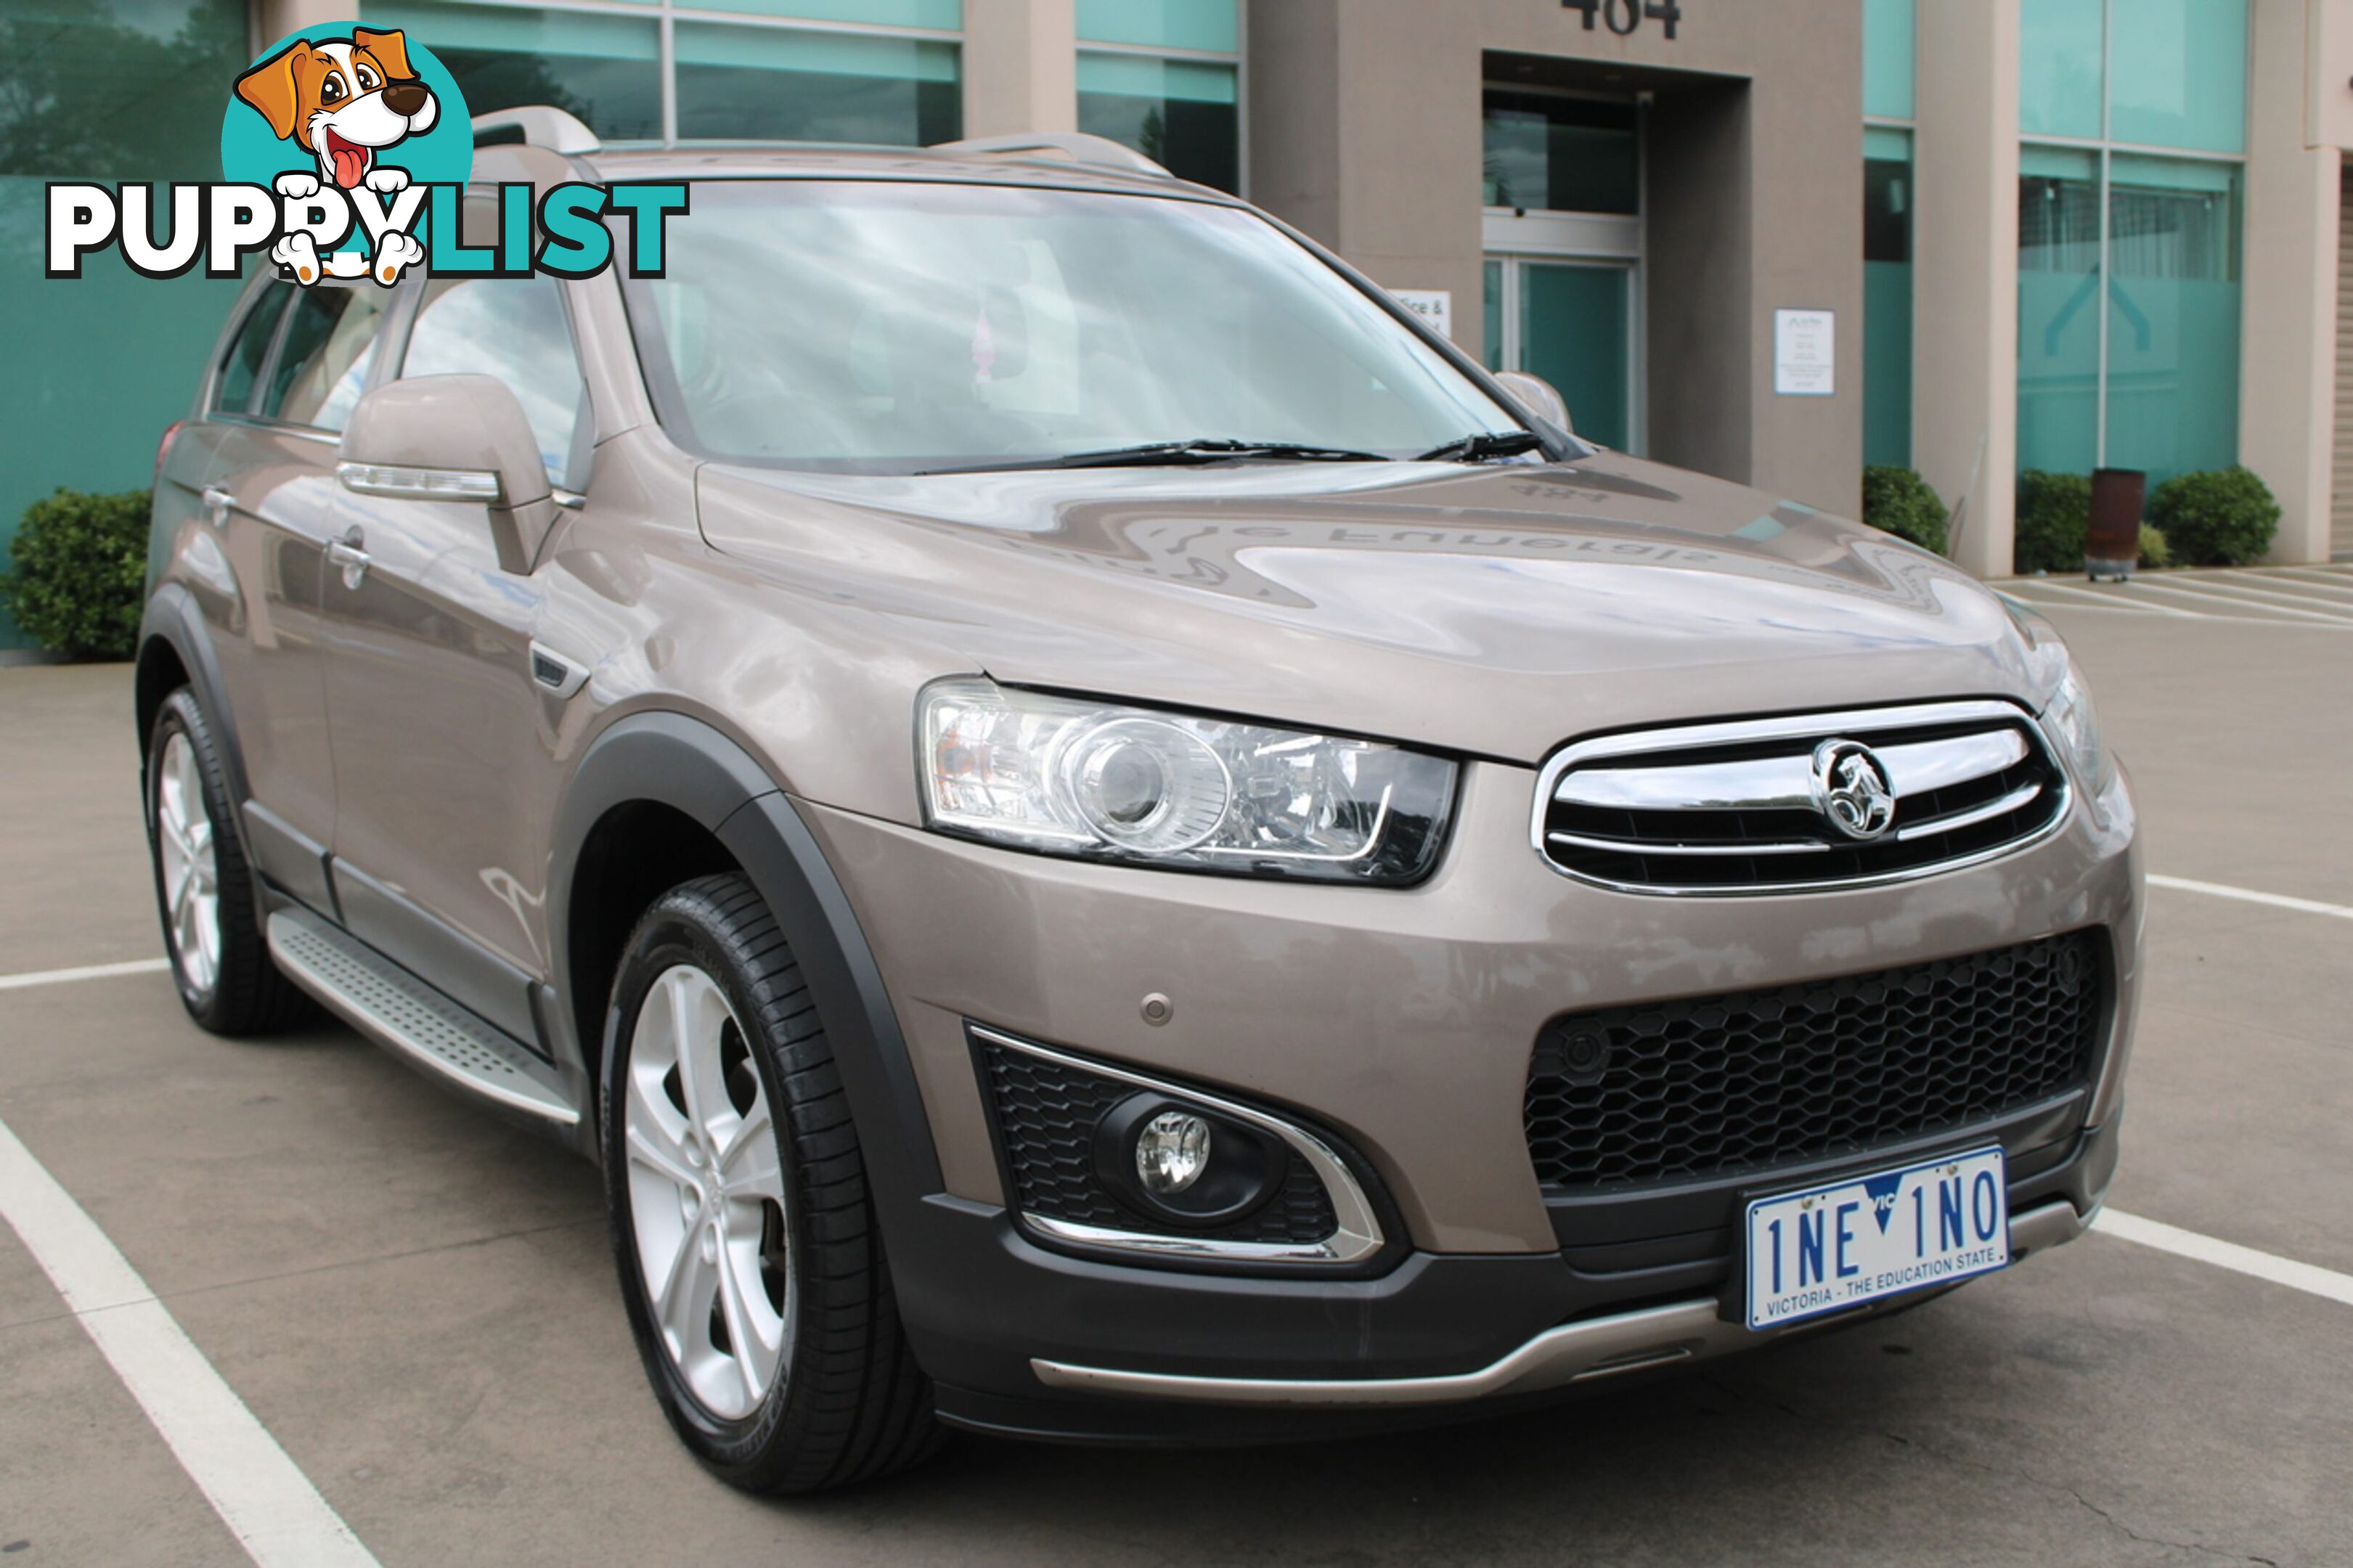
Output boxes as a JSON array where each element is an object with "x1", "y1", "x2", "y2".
[
  {"x1": 136, "y1": 585, "x2": 254, "y2": 853},
  {"x1": 547, "y1": 711, "x2": 947, "y2": 1211}
]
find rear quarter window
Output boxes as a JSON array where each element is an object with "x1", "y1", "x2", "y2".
[{"x1": 211, "y1": 283, "x2": 293, "y2": 416}]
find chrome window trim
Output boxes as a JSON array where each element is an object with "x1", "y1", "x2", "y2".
[
  {"x1": 971, "y1": 1026, "x2": 1385, "y2": 1266},
  {"x1": 1528, "y1": 699, "x2": 2073, "y2": 897}
]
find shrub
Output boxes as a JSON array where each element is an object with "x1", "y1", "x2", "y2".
[
  {"x1": 0, "y1": 489, "x2": 150, "y2": 660},
  {"x1": 2013, "y1": 470, "x2": 2090, "y2": 574},
  {"x1": 1860, "y1": 466, "x2": 1949, "y2": 554},
  {"x1": 2137, "y1": 523, "x2": 2171, "y2": 571},
  {"x1": 2148, "y1": 465, "x2": 2280, "y2": 566}
]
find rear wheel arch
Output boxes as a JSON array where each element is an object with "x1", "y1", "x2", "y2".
[{"x1": 135, "y1": 589, "x2": 248, "y2": 800}]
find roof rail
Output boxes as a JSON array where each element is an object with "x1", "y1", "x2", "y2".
[
  {"x1": 471, "y1": 106, "x2": 600, "y2": 156},
  {"x1": 931, "y1": 131, "x2": 1170, "y2": 179}
]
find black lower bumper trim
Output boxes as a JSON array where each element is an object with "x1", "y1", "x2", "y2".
[{"x1": 894, "y1": 1117, "x2": 2121, "y2": 1444}]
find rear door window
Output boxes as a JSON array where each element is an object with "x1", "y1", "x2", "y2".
[
  {"x1": 260, "y1": 285, "x2": 390, "y2": 431},
  {"x1": 212, "y1": 283, "x2": 294, "y2": 416}
]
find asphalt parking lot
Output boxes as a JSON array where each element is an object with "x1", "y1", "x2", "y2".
[{"x1": 2, "y1": 567, "x2": 2349, "y2": 1567}]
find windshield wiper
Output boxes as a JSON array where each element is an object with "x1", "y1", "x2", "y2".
[
  {"x1": 1414, "y1": 430, "x2": 1546, "y2": 463},
  {"x1": 917, "y1": 438, "x2": 1396, "y2": 475}
]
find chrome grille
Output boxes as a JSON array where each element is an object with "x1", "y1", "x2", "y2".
[{"x1": 1532, "y1": 701, "x2": 2068, "y2": 893}]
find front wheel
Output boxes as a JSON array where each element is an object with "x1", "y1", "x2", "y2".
[{"x1": 601, "y1": 873, "x2": 940, "y2": 1493}]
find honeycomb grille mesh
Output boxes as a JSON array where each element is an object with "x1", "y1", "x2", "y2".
[
  {"x1": 978, "y1": 1039, "x2": 1339, "y2": 1245},
  {"x1": 1524, "y1": 931, "x2": 2105, "y2": 1191}
]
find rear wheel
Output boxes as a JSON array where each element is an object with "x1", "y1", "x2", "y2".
[
  {"x1": 144, "y1": 687, "x2": 313, "y2": 1034},
  {"x1": 601, "y1": 873, "x2": 941, "y2": 1493}
]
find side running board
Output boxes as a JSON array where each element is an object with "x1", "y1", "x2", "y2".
[{"x1": 266, "y1": 907, "x2": 580, "y2": 1127}]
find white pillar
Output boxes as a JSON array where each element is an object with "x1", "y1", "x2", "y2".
[
  {"x1": 1912, "y1": 0, "x2": 2021, "y2": 579},
  {"x1": 2240, "y1": 0, "x2": 2343, "y2": 565},
  {"x1": 961, "y1": 0, "x2": 1077, "y2": 139}
]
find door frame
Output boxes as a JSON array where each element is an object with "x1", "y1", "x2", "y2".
[{"x1": 1485, "y1": 211, "x2": 1646, "y2": 456}]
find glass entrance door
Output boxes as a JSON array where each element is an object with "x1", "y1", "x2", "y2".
[{"x1": 1483, "y1": 256, "x2": 1636, "y2": 452}]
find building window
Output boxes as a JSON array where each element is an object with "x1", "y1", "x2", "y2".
[
  {"x1": 1861, "y1": 0, "x2": 1914, "y2": 470},
  {"x1": 1482, "y1": 91, "x2": 1638, "y2": 216},
  {"x1": 1864, "y1": 128, "x2": 1914, "y2": 468},
  {"x1": 1075, "y1": 0, "x2": 1240, "y2": 192},
  {"x1": 2016, "y1": 0, "x2": 2246, "y2": 489},
  {"x1": 361, "y1": 0, "x2": 962, "y2": 147}
]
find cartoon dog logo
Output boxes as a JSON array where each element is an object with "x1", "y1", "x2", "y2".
[{"x1": 235, "y1": 28, "x2": 436, "y2": 285}]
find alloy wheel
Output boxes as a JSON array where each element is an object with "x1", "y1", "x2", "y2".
[
  {"x1": 623, "y1": 963, "x2": 794, "y2": 1421},
  {"x1": 155, "y1": 731, "x2": 221, "y2": 997}
]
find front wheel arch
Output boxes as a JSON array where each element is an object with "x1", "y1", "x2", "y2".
[{"x1": 547, "y1": 714, "x2": 944, "y2": 1201}]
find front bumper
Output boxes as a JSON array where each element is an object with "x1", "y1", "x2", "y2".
[{"x1": 795, "y1": 752, "x2": 2139, "y2": 1439}]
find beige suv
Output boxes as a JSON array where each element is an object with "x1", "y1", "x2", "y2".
[{"x1": 138, "y1": 115, "x2": 2140, "y2": 1493}]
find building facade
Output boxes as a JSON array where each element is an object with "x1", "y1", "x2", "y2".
[{"x1": 4, "y1": 0, "x2": 2349, "y2": 645}]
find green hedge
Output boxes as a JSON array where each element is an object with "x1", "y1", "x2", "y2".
[
  {"x1": 2138, "y1": 523, "x2": 2171, "y2": 571},
  {"x1": 2013, "y1": 470, "x2": 2090, "y2": 574},
  {"x1": 0, "y1": 489, "x2": 150, "y2": 661},
  {"x1": 1860, "y1": 466, "x2": 1949, "y2": 555},
  {"x1": 2149, "y1": 466, "x2": 2280, "y2": 566}
]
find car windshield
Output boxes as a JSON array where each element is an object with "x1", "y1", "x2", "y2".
[{"x1": 621, "y1": 179, "x2": 1522, "y2": 474}]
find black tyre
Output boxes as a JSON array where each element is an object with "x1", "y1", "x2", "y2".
[
  {"x1": 600, "y1": 873, "x2": 941, "y2": 1493},
  {"x1": 144, "y1": 687, "x2": 315, "y2": 1034}
]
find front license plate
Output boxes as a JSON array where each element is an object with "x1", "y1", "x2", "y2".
[{"x1": 1742, "y1": 1147, "x2": 2009, "y2": 1331}]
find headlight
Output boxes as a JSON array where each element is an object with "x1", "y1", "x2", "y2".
[
  {"x1": 2042, "y1": 661, "x2": 2111, "y2": 794},
  {"x1": 918, "y1": 678, "x2": 1456, "y2": 883},
  {"x1": 2004, "y1": 597, "x2": 2113, "y2": 795}
]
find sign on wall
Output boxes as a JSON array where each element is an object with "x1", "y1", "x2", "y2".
[
  {"x1": 1774, "y1": 308, "x2": 1835, "y2": 396},
  {"x1": 1389, "y1": 289, "x2": 1454, "y2": 341}
]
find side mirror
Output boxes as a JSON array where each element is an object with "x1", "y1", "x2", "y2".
[
  {"x1": 1494, "y1": 371, "x2": 1573, "y2": 439},
  {"x1": 338, "y1": 375, "x2": 555, "y2": 574}
]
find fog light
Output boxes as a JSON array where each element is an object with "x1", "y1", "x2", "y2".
[{"x1": 1134, "y1": 1111, "x2": 1212, "y2": 1196}]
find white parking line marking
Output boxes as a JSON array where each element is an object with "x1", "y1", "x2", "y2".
[
  {"x1": 0, "y1": 1117, "x2": 380, "y2": 1568},
  {"x1": 2147, "y1": 874, "x2": 2353, "y2": 922},
  {"x1": 2097, "y1": 1209, "x2": 2353, "y2": 1308},
  {"x1": 2006, "y1": 580, "x2": 2211, "y2": 617},
  {"x1": 2108, "y1": 580, "x2": 2353, "y2": 624},
  {"x1": 2135, "y1": 576, "x2": 2353, "y2": 616},
  {"x1": 0, "y1": 957, "x2": 172, "y2": 992}
]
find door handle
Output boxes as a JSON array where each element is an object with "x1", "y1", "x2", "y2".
[
  {"x1": 200, "y1": 486, "x2": 232, "y2": 528},
  {"x1": 327, "y1": 535, "x2": 371, "y2": 589}
]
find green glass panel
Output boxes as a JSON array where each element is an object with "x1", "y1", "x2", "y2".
[
  {"x1": 2016, "y1": 163, "x2": 2101, "y2": 475},
  {"x1": 692, "y1": 0, "x2": 960, "y2": 28},
  {"x1": 2020, "y1": 0, "x2": 2103, "y2": 139},
  {"x1": 1864, "y1": 125, "x2": 1913, "y2": 160},
  {"x1": 363, "y1": 1, "x2": 661, "y2": 139},
  {"x1": 674, "y1": 25, "x2": 958, "y2": 78},
  {"x1": 1076, "y1": 0, "x2": 1237, "y2": 53},
  {"x1": 1864, "y1": 262, "x2": 1913, "y2": 467},
  {"x1": 2111, "y1": 0, "x2": 2246, "y2": 153},
  {"x1": 1076, "y1": 53, "x2": 1236, "y2": 103},
  {"x1": 1077, "y1": 57, "x2": 1236, "y2": 191},
  {"x1": 1482, "y1": 91, "x2": 1638, "y2": 214},
  {"x1": 1521, "y1": 263, "x2": 1629, "y2": 452},
  {"x1": 1864, "y1": 142, "x2": 1912, "y2": 467},
  {"x1": 673, "y1": 26, "x2": 960, "y2": 143},
  {"x1": 0, "y1": 0, "x2": 251, "y2": 646},
  {"x1": 1483, "y1": 261, "x2": 1504, "y2": 372},
  {"x1": 1863, "y1": 0, "x2": 1915, "y2": 121},
  {"x1": 2104, "y1": 155, "x2": 2240, "y2": 486}
]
